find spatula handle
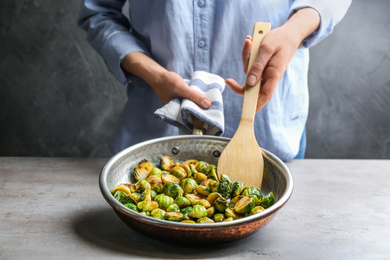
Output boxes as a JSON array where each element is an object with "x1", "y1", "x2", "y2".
[{"x1": 240, "y1": 22, "x2": 271, "y2": 125}]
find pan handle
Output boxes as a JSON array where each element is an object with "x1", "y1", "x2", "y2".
[{"x1": 192, "y1": 117, "x2": 203, "y2": 135}]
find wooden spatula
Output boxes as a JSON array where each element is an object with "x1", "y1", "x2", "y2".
[{"x1": 217, "y1": 22, "x2": 271, "y2": 189}]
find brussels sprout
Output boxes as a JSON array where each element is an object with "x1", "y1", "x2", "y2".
[
  {"x1": 124, "y1": 202, "x2": 138, "y2": 212},
  {"x1": 214, "y1": 213, "x2": 225, "y2": 222},
  {"x1": 150, "y1": 190, "x2": 157, "y2": 200},
  {"x1": 134, "y1": 159, "x2": 154, "y2": 181},
  {"x1": 206, "y1": 206, "x2": 215, "y2": 218},
  {"x1": 195, "y1": 185, "x2": 211, "y2": 197},
  {"x1": 137, "y1": 200, "x2": 159, "y2": 212},
  {"x1": 113, "y1": 190, "x2": 132, "y2": 204},
  {"x1": 149, "y1": 167, "x2": 162, "y2": 177},
  {"x1": 181, "y1": 206, "x2": 193, "y2": 218},
  {"x1": 188, "y1": 204, "x2": 208, "y2": 219},
  {"x1": 197, "y1": 217, "x2": 214, "y2": 224},
  {"x1": 234, "y1": 195, "x2": 255, "y2": 215},
  {"x1": 258, "y1": 192, "x2": 275, "y2": 208},
  {"x1": 181, "y1": 159, "x2": 198, "y2": 177},
  {"x1": 155, "y1": 194, "x2": 175, "y2": 210},
  {"x1": 160, "y1": 156, "x2": 175, "y2": 171},
  {"x1": 181, "y1": 220, "x2": 196, "y2": 224},
  {"x1": 231, "y1": 182, "x2": 245, "y2": 197},
  {"x1": 225, "y1": 208, "x2": 242, "y2": 220},
  {"x1": 206, "y1": 192, "x2": 224, "y2": 205},
  {"x1": 197, "y1": 199, "x2": 212, "y2": 209},
  {"x1": 161, "y1": 172, "x2": 180, "y2": 185},
  {"x1": 169, "y1": 165, "x2": 187, "y2": 180},
  {"x1": 165, "y1": 212, "x2": 184, "y2": 222},
  {"x1": 186, "y1": 193, "x2": 206, "y2": 206},
  {"x1": 123, "y1": 183, "x2": 137, "y2": 193},
  {"x1": 242, "y1": 187, "x2": 263, "y2": 201},
  {"x1": 146, "y1": 175, "x2": 164, "y2": 193},
  {"x1": 129, "y1": 193, "x2": 141, "y2": 204},
  {"x1": 209, "y1": 181, "x2": 220, "y2": 193},
  {"x1": 219, "y1": 174, "x2": 233, "y2": 199},
  {"x1": 249, "y1": 206, "x2": 265, "y2": 215},
  {"x1": 166, "y1": 203, "x2": 181, "y2": 212},
  {"x1": 193, "y1": 172, "x2": 207, "y2": 184},
  {"x1": 136, "y1": 180, "x2": 151, "y2": 192},
  {"x1": 175, "y1": 196, "x2": 191, "y2": 208},
  {"x1": 151, "y1": 208, "x2": 166, "y2": 219},
  {"x1": 214, "y1": 198, "x2": 228, "y2": 213},
  {"x1": 163, "y1": 182, "x2": 184, "y2": 198},
  {"x1": 141, "y1": 188, "x2": 152, "y2": 201},
  {"x1": 206, "y1": 165, "x2": 219, "y2": 181},
  {"x1": 223, "y1": 217, "x2": 234, "y2": 222},
  {"x1": 111, "y1": 184, "x2": 132, "y2": 196},
  {"x1": 196, "y1": 161, "x2": 210, "y2": 174},
  {"x1": 180, "y1": 178, "x2": 198, "y2": 194},
  {"x1": 229, "y1": 195, "x2": 244, "y2": 208}
]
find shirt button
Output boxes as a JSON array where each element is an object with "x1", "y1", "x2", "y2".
[
  {"x1": 197, "y1": 0, "x2": 205, "y2": 7},
  {"x1": 198, "y1": 40, "x2": 206, "y2": 48}
]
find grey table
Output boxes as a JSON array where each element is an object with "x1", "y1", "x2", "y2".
[{"x1": 1, "y1": 157, "x2": 389, "y2": 260}]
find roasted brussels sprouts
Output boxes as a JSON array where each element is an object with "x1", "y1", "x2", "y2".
[
  {"x1": 114, "y1": 190, "x2": 132, "y2": 204},
  {"x1": 180, "y1": 178, "x2": 198, "y2": 194},
  {"x1": 185, "y1": 193, "x2": 205, "y2": 206},
  {"x1": 124, "y1": 202, "x2": 138, "y2": 212},
  {"x1": 155, "y1": 194, "x2": 174, "y2": 210},
  {"x1": 213, "y1": 213, "x2": 225, "y2": 222},
  {"x1": 193, "y1": 172, "x2": 208, "y2": 184},
  {"x1": 219, "y1": 174, "x2": 233, "y2": 199},
  {"x1": 113, "y1": 190, "x2": 132, "y2": 204},
  {"x1": 134, "y1": 159, "x2": 154, "y2": 181},
  {"x1": 161, "y1": 172, "x2": 180, "y2": 185},
  {"x1": 137, "y1": 200, "x2": 159, "y2": 212},
  {"x1": 169, "y1": 165, "x2": 187, "y2": 180},
  {"x1": 234, "y1": 195, "x2": 255, "y2": 215},
  {"x1": 195, "y1": 185, "x2": 211, "y2": 197},
  {"x1": 197, "y1": 217, "x2": 214, "y2": 223},
  {"x1": 146, "y1": 175, "x2": 164, "y2": 193},
  {"x1": 196, "y1": 161, "x2": 210, "y2": 174},
  {"x1": 214, "y1": 198, "x2": 228, "y2": 213},
  {"x1": 160, "y1": 156, "x2": 175, "y2": 171},
  {"x1": 112, "y1": 155, "x2": 276, "y2": 224},
  {"x1": 206, "y1": 165, "x2": 219, "y2": 181},
  {"x1": 242, "y1": 187, "x2": 263, "y2": 201},
  {"x1": 163, "y1": 182, "x2": 184, "y2": 198},
  {"x1": 175, "y1": 196, "x2": 191, "y2": 208},
  {"x1": 165, "y1": 212, "x2": 184, "y2": 222},
  {"x1": 181, "y1": 220, "x2": 196, "y2": 223},
  {"x1": 258, "y1": 192, "x2": 275, "y2": 208},
  {"x1": 166, "y1": 203, "x2": 181, "y2": 213},
  {"x1": 188, "y1": 204, "x2": 208, "y2": 219},
  {"x1": 151, "y1": 208, "x2": 166, "y2": 219},
  {"x1": 249, "y1": 206, "x2": 265, "y2": 215},
  {"x1": 231, "y1": 182, "x2": 245, "y2": 197},
  {"x1": 111, "y1": 184, "x2": 132, "y2": 196}
]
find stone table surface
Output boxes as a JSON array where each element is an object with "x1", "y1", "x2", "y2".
[{"x1": 1, "y1": 157, "x2": 389, "y2": 260}]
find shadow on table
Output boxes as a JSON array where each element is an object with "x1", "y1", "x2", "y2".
[{"x1": 72, "y1": 207, "x2": 260, "y2": 259}]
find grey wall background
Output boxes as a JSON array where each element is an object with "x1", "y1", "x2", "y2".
[{"x1": 1, "y1": 0, "x2": 389, "y2": 159}]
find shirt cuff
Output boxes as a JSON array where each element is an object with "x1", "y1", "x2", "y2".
[
  {"x1": 288, "y1": 0, "x2": 350, "y2": 48},
  {"x1": 100, "y1": 31, "x2": 151, "y2": 85}
]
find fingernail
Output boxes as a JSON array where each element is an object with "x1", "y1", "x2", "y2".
[
  {"x1": 200, "y1": 99, "x2": 211, "y2": 109},
  {"x1": 247, "y1": 75, "x2": 256, "y2": 85}
]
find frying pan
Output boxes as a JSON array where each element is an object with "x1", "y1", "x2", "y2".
[{"x1": 99, "y1": 135, "x2": 293, "y2": 245}]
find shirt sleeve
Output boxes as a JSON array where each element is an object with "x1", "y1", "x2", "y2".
[
  {"x1": 289, "y1": 0, "x2": 352, "y2": 48},
  {"x1": 77, "y1": 0, "x2": 150, "y2": 85}
]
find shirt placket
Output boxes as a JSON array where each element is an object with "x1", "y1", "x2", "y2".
[{"x1": 193, "y1": 0, "x2": 209, "y2": 72}]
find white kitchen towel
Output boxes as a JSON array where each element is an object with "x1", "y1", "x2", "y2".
[{"x1": 154, "y1": 71, "x2": 225, "y2": 135}]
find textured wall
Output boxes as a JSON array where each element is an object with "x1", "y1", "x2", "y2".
[{"x1": 0, "y1": 0, "x2": 389, "y2": 158}]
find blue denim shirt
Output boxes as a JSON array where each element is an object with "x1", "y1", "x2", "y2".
[{"x1": 78, "y1": 0, "x2": 351, "y2": 161}]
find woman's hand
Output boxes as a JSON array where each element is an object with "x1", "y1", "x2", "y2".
[
  {"x1": 121, "y1": 52, "x2": 211, "y2": 109},
  {"x1": 226, "y1": 7, "x2": 320, "y2": 112}
]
